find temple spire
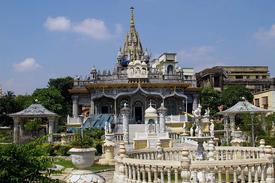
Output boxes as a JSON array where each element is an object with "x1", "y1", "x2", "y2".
[
  {"x1": 117, "y1": 7, "x2": 150, "y2": 66},
  {"x1": 130, "y1": 7, "x2": 135, "y2": 30}
]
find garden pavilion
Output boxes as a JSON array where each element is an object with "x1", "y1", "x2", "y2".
[
  {"x1": 219, "y1": 97, "x2": 272, "y2": 146},
  {"x1": 9, "y1": 103, "x2": 58, "y2": 144}
]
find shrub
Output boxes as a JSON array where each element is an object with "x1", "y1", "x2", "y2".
[{"x1": 0, "y1": 137, "x2": 58, "y2": 182}]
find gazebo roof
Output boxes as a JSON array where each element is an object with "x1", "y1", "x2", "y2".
[
  {"x1": 218, "y1": 100, "x2": 272, "y2": 115},
  {"x1": 9, "y1": 104, "x2": 58, "y2": 118}
]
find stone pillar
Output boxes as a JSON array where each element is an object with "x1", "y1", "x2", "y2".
[
  {"x1": 48, "y1": 117, "x2": 55, "y2": 143},
  {"x1": 265, "y1": 145, "x2": 274, "y2": 183},
  {"x1": 99, "y1": 133, "x2": 115, "y2": 165},
  {"x1": 181, "y1": 149, "x2": 191, "y2": 183},
  {"x1": 90, "y1": 98, "x2": 95, "y2": 115},
  {"x1": 192, "y1": 94, "x2": 199, "y2": 111},
  {"x1": 19, "y1": 124, "x2": 23, "y2": 139},
  {"x1": 120, "y1": 103, "x2": 130, "y2": 144},
  {"x1": 13, "y1": 117, "x2": 20, "y2": 144},
  {"x1": 158, "y1": 103, "x2": 167, "y2": 133},
  {"x1": 114, "y1": 99, "x2": 117, "y2": 124},
  {"x1": 229, "y1": 115, "x2": 235, "y2": 133},
  {"x1": 72, "y1": 95, "x2": 79, "y2": 118}
]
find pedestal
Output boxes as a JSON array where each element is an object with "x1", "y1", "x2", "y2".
[{"x1": 98, "y1": 134, "x2": 115, "y2": 165}]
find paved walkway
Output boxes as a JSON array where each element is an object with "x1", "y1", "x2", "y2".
[{"x1": 50, "y1": 168, "x2": 114, "y2": 183}]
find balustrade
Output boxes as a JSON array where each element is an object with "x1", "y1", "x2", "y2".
[{"x1": 113, "y1": 142, "x2": 274, "y2": 183}]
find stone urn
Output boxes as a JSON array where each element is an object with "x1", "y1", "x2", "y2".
[{"x1": 69, "y1": 148, "x2": 96, "y2": 169}]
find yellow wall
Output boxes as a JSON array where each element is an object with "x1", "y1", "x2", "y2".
[{"x1": 253, "y1": 90, "x2": 275, "y2": 111}]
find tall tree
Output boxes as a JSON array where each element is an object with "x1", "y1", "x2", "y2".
[
  {"x1": 16, "y1": 95, "x2": 34, "y2": 109},
  {"x1": 200, "y1": 87, "x2": 221, "y2": 116},
  {"x1": 32, "y1": 88, "x2": 66, "y2": 116},
  {"x1": 221, "y1": 85, "x2": 253, "y2": 109},
  {"x1": 0, "y1": 91, "x2": 20, "y2": 126},
  {"x1": 48, "y1": 77, "x2": 73, "y2": 104}
]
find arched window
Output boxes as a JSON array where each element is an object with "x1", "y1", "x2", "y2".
[{"x1": 167, "y1": 65, "x2": 174, "y2": 75}]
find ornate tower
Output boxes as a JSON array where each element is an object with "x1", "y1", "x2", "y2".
[{"x1": 117, "y1": 7, "x2": 149, "y2": 70}]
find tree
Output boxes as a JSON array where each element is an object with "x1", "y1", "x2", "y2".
[
  {"x1": 200, "y1": 87, "x2": 221, "y2": 116},
  {"x1": 48, "y1": 77, "x2": 73, "y2": 104},
  {"x1": 48, "y1": 77, "x2": 74, "y2": 116},
  {"x1": 221, "y1": 85, "x2": 253, "y2": 109},
  {"x1": 0, "y1": 91, "x2": 21, "y2": 126},
  {"x1": 16, "y1": 95, "x2": 34, "y2": 109},
  {"x1": 32, "y1": 88, "x2": 66, "y2": 116}
]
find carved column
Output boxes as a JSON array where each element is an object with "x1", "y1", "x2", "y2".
[
  {"x1": 121, "y1": 103, "x2": 130, "y2": 144},
  {"x1": 19, "y1": 124, "x2": 24, "y2": 139},
  {"x1": 48, "y1": 117, "x2": 55, "y2": 143},
  {"x1": 265, "y1": 145, "x2": 274, "y2": 183},
  {"x1": 192, "y1": 94, "x2": 199, "y2": 111},
  {"x1": 229, "y1": 115, "x2": 235, "y2": 134},
  {"x1": 72, "y1": 95, "x2": 79, "y2": 118},
  {"x1": 158, "y1": 102, "x2": 167, "y2": 133},
  {"x1": 90, "y1": 98, "x2": 95, "y2": 115},
  {"x1": 181, "y1": 149, "x2": 191, "y2": 183},
  {"x1": 13, "y1": 117, "x2": 20, "y2": 144}
]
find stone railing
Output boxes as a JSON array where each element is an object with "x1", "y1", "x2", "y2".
[
  {"x1": 113, "y1": 142, "x2": 275, "y2": 183},
  {"x1": 114, "y1": 133, "x2": 124, "y2": 142},
  {"x1": 166, "y1": 115, "x2": 188, "y2": 123},
  {"x1": 127, "y1": 145, "x2": 273, "y2": 162}
]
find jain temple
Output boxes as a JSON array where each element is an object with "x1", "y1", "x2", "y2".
[
  {"x1": 8, "y1": 7, "x2": 274, "y2": 183},
  {"x1": 67, "y1": 7, "x2": 197, "y2": 132}
]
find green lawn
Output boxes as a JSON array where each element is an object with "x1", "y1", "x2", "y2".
[{"x1": 53, "y1": 158, "x2": 114, "y2": 172}]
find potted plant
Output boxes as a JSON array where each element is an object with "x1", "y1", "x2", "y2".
[{"x1": 69, "y1": 131, "x2": 96, "y2": 169}]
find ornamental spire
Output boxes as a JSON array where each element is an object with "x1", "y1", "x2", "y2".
[
  {"x1": 117, "y1": 7, "x2": 150, "y2": 67},
  {"x1": 130, "y1": 7, "x2": 135, "y2": 29}
]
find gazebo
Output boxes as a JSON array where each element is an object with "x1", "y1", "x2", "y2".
[
  {"x1": 9, "y1": 104, "x2": 58, "y2": 144},
  {"x1": 218, "y1": 98, "x2": 272, "y2": 146}
]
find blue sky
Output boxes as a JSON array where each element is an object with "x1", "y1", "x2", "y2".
[{"x1": 1, "y1": 0, "x2": 275, "y2": 94}]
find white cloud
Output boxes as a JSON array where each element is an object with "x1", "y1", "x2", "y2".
[
  {"x1": 44, "y1": 16, "x2": 71, "y2": 31},
  {"x1": 73, "y1": 18, "x2": 111, "y2": 40},
  {"x1": 13, "y1": 58, "x2": 41, "y2": 72},
  {"x1": 177, "y1": 46, "x2": 225, "y2": 71},
  {"x1": 115, "y1": 24, "x2": 123, "y2": 36},
  {"x1": 44, "y1": 16, "x2": 122, "y2": 40},
  {"x1": 255, "y1": 24, "x2": 275, "y2": 41}
]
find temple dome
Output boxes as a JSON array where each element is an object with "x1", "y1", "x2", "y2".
[{"x1": 145, "y1": 104, "x2": 157, "y2": 118}]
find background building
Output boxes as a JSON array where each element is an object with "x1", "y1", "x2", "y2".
[
  {"x1": 196, "y1": 66, "x2": 271, "y2": 93},
  {"x1": 254, "y1": 89, "x2": 275, "y2": 111}
]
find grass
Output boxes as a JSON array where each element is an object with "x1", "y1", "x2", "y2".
[{"x1": 53, "y1": 158, "x2": 114, "y2": 172}]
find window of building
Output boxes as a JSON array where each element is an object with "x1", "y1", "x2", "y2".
[
  {"x1": 235, "y1": 75, "x2": 243, "y2": 79},
  {"x1": 254, "y1": 98, "x2": 260, "y2": 107},
  {"x1": 262, "y1": 76, "x2": 267, "y2": 79},
  {"x1": 167, "y1": 65, "x2": 173, "y2": 75},
  {"x1": 256, "y1": 75, "x2": 259, "y2": 79},
  {"x1": 262, "y1": 96, "x2": 268, "y2": 109}
]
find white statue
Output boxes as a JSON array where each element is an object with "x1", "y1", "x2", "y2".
[
  {"x1": 104, "y1": 121, "x2": 108, "y2": 134},
  {"x1": 210, "y1": 120, "x2": 215, "y2": 137},
  {"x1": 192, "y1": 104, "x2": 202, "y2": 118},
  {"x1": 195, "y1": 125, "x2": 199, "y2": 136},
  {"x1": 108, "y1": 122, "x2": 112, "y2": 133},
  {"x1": 204, "y1": 107, "x2": 210, "y2": 117}
]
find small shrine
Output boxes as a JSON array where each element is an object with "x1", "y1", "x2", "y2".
[{"x1": 133, "y1": 103, "x2": 172, "y2": 149}]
